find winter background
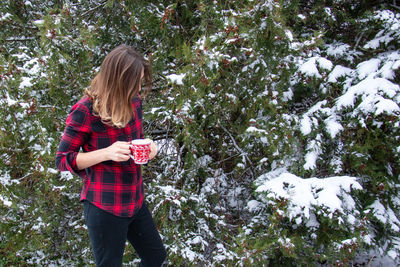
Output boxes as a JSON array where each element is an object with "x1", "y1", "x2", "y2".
[{"x1": 1, "y1": 0, "x2": 400, "y2": 266}]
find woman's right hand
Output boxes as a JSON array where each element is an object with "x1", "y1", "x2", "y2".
[{"x1": 104, "y1": 141, "x2": 131, "y2": 162}]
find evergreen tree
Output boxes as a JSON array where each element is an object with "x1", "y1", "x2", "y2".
[{"x1": 0, "y1": 0, "x2": 399, "y2": 265}]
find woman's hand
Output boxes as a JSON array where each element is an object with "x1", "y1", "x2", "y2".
[
  {"x1": 75, "y1": 141, "x2": 130, "y2": 170},
  {"x1": 104, "y1": 141, "x2": 131, "y2": 162},
  {"x1": 145, "y1": 139, "x2": 158, "y2": 160}
]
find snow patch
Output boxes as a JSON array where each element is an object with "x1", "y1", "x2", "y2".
[
  {"x1": 299, "y1": 56, "x2": 333, "y2": 78},
  {"x1": 255, "y1": 172, "x2": 362, "y2": 224},
  {"x1": 357, "y1": 58, "x2": 381, "y2": 80},
  {"x1": 336, "y1": 77, "x2": 400, "y2": 116},
  {"x1": 166, "y1": 73, "x2": 186, "y2": 85},
  {"x1": 328, "y1": 65, "x2": 353, "y2": 83}
]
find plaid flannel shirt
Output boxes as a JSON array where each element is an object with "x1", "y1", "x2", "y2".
[{"x1": 56, "y1": 96, "x2": 144, "y2": 217}]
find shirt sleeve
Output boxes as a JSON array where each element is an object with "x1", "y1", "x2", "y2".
[{"x1": 55, "y1": 103, "x2": 91, "y2": 178}]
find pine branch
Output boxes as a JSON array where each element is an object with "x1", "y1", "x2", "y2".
[
  {"x1": 149, "y1": 129, "x2": 169, "y2": 136},
  {"x1": 354, "y1": 31, "x2": 365, "y2": 50},
  {"x1": 149, "y1": 129, "x2": 174, "y2": 141},
  {"x1": 219, "y1": 122, "x2": 255, "y2": 180},
  {"x1": 81, "y1": 1, "x2": 108, "y2": 17},
  {"x1": 5, "y1": 37, "x2": 36, "y2": 42},
  {"x1": 389, "y1": 4, "x2": 400, "y2": 10}
]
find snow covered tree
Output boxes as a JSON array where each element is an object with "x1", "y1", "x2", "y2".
[
  {"x1": 1, "y1": 0, "x2": 399, "y2": 265},
  {"x1": 241, "y1": 1, "x2": 400, "y2": 265}
]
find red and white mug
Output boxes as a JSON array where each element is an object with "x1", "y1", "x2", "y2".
[{"x1": 130, "y1": 139, "x2": 151, "y2": 164}]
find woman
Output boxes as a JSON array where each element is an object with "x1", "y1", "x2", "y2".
[{"x1": 56, "y1": 45, "x2": 166, "y2": 267}]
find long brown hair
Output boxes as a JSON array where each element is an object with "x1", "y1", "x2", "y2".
[{"x1": 85, "y1": 45, "x2": 152, "y2": 128}]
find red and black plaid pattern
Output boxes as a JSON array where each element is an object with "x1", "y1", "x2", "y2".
[{"x1": 56, "y1": 96, "x2": 144, "y2": 217}]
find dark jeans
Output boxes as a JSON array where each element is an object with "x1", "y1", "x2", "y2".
[{"x1": 83, "y1": 201, "x2": 166, "y2": 267}]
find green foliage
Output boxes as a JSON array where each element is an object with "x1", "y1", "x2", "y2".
[
  {"x1": 237, "y1": 193, "x2": 365, "y2": 266},
  {"x1": 1, "y1": 0, "x2": 399, "y2": 265}
]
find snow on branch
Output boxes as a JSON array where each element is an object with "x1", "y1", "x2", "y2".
[{"x1": 254, "y1": 172, "x2": 362, "y2": 226}]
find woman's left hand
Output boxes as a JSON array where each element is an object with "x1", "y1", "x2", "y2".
[{"x1": 145, "y1": 139, "x2": 158, "y2": 160}]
